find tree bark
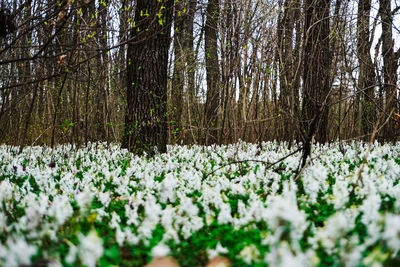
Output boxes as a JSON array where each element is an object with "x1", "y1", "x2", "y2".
[
  {"x1": 277, "y1": 0, "x2": 299, "y2": 143},
  {"x1": 379, "y1": 0, "x2": 399, "y2": 140},
  {"x1": 123, "y1": 0, "x2": 173, "y2": 156},
  {"x1": 301, "y1": 0, "x2": 331, "y2": 166},
  {"x1": 357, "y1": 0, "x2": 376, "y2": 138},
  {"x1": 204, "y1": 0, "x2": 220, "y2": 145},
  {"x1": 171, "y1": 0, "x2": 186, "y2": 142},
  {"x1": 185, "y1": 0, "x2": 197, "y2": 99}
]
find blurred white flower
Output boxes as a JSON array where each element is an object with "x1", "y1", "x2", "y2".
[
  {"x1": 0, "y1": 212, "x2": 7, "y2": 232},
  {"x1": 303, "y1": 162, "x2": 328, "y2": 203},
  {"x1": 151, "y1": 242, "x2": 170, "y2": 258},
  {"x1": 75, "y1": 189, "x2": 93, "y2": 211},
  {"x1": 0, "y1": 180, "x2": 13, "y2": 202},
  {"x1": 65, "y1": 243, "x2": 78, "y2": 264},
  {"x1": 115, "y1": 226, "x2": 126, "y2": 246},
  {"x1": 383, "y1": 214, "x2": 400, "y2": 253},
  {"x1": 48, "y1": 195, "x2": 73, "y2": 225},
  {"x1": 110, "y1": 211, "x2": 121, "y2": 229},
  {"x1": 179, "y1": 197, "x2": 199, "y2": 217},
  {"x1": 1, "y1": 237, "x2": 37, "y2": 267},
  {"x1": 47, "y1": 259, "x2": 62, "y2": 267},
  {"x1": 207, "y1": 242, "x2": 229, "y2": 259},
  {"x1": 98, "y1": 191, "x2": 111, "y2": 207},
  {"x1": 331, "y1": 178, "x2": 350, "y2": 209},
  {"x1": 239, "y1": 244, "x2": 260, "y2": 264},
  {"x1": 78, "y1": 230, "x2": 103, "y2": 267},
  {"x1": 263, "y1": 195, "x2": 307, "y2": 241},
  {"x1": 124, "y1": 228, "x2": 140, "y2": 245},
  {"x1": 159, "y1": 173, "x2": 178, "y2": 203},
  {"x1": 217, "y1": 203, "x2": 232, "y2": 224},
  {"x1": 315, "y1": 211, "x2": 355, "y2": 251},
  {"x1": 265, "y1": 241, "x2": 317, "y2": 267}
]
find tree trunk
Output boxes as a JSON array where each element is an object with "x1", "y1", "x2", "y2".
[
  {"x1": 379, "y1": 0, "x2": 399, "y2": 141},
  {"x1": 204, "y1": 0, "x2": 220, "y2": 145},
  {"x1": 171, "y1": 0, "x2": 186, "y2": 142},
  {"x1": 357, "y1": 0, "x2": 376, "y2": 138},
  {"x1": 185, "y1": 0, "x2": 197, "y2": 98},
  {"x1": 95, "y1": 0, "x2": 109, "y2": 141},
  {"x1": 277, "y1": 0, "x2": 298, "y2": 142},
  {"x1": 123, "y1": 0, "x2": 173, "y2": 156},
  {"x1": 183, "y1": 0, "x2": 197, "y2": 143},
  {"x1": 301, "y1": 0, "x2": 331, "y2": 166}
]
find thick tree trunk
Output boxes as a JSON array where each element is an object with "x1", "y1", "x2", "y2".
[
  {"x1": 204, "y1": 0, "x2": 220, "y2": 145},
  {"x1": 123, "y1": 0, "x2": 173, "y2": 156}
]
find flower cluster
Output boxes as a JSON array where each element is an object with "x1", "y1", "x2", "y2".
[{"x1": 0, "y1": 141, "x2": 399, "y2": 266}]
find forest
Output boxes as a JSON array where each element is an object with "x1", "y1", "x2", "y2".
[
  {"x1": 0, "y1": 0, "x2": 399, "y2": 154},
  {"x1": 1, "y1": 1, "x2": 400, "y2": 266}
]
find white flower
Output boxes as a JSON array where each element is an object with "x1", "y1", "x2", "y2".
[
  {"x1": 126, "y1": 204, "x2": 140, "y2": 226},
  {"x1": 48, "y1": 195, "x2": 73, "y2": 225},
  {"x1": 159, "y1": 173, "x2": 178, "y2": 203},
  {"x1": 179, "y1": 197, "x2": 199, "y2": 217},
  {"x1": 0, "y1": 212, "x2": 7, "y2": 232},
  {"x1": 124, "y1": 228, "x2": 140, "y2": 245},
  {"x1": 315, "y1": 211, "x2": 355, "y2": 251},
  {"x1": 263, "y1": 195, "x2": 307, "y2": 241},
  {"x1": 78, "y1": 230, "x2": 103, "y2": 267},
  {"x1": 151, "y1": 242, "x2": 170, "y2": 258},
  {"x1": 207, "y1": 242, "x2": 229, "y2": 259},
  {"x1": 217, "y1": 203, "x2": 232, "y2": 224},
  {"x1": 98, "y1": 191, "x2": 111, "y2": 207},
  {"x1": 47, "y1": 259, "x2": 62, "y2": 267},
  {"x1": 264, "y1": 241, "x2": 316, "y2": 267},
  {"x1": 239, "y1": 244, "x2": 260, "y2": 264},
  {"x1": 110, "y1": 212, "x2": 121, "y2": 229},
  {"x1": 303, "y1": 162, "x2": 328, "y2": 203},
  {"x1": 341, "y1": 242, "x2": 364, "y2": 267},
  {"x1": 359, "y1": 193, "x2": 381, "y2": 243},
  {"x1": 383, "y1": 214, "x2": 400, "y2": 253},
  {"x1": 331, "y1": 178, "x2": 350, "y2": 209},
  {"x1": 2, "y1": 238, "x2": 37, "y2": 267},
  {"x1": 75, "y1": 190, "x2": 93, "y2": 211},
  {"x1": 115, "y1": 227, "x2": 126, "y2": 246},
  {"x1": 138, "y1": 219, "x2": 156, "y2": 241},
  {"x1": 65, "y1": 243, "x2": 78, "y2": 264},
  {"x1": 145, "y1": 195, "x2": 162, "y2": 224},
  {"x1": 0, "y1": 180, "x2": 13, "y2": 203}
]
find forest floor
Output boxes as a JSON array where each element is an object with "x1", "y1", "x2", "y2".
[{"x1": 1, "y1": 141, "x2": 400, "y2": 266}]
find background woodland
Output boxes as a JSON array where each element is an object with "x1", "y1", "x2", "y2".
[{"x1": 0, "y1": 0, "x2": 400, "y2": 152}]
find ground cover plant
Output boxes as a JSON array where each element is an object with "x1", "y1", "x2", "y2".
[{"x1": 1, "y1": 141, "x2": 400, "y2": 266}]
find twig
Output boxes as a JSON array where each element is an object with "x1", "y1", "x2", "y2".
[{"x1": 203, "y1": 146, "x2": 302, "y2": 180}]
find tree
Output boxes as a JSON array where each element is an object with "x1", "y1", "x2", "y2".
[
  {"x1": 277, "y1": 0, "x2": 301, "y2": 143},
  {"x1": 203, "y1": 0, "x2": 220, "y2": 145},
  {"x1": 379, "y1": 0, "x2": 400, "y2": 140},
  {"x1": 0, "y1": 7, "x2": 16, "y2": 38},
  {"x1": 357, "y1": 0, "x2": 376, "y2": 138},
  {"x1": 1, "y1": 0, "x2": 400, "y2": 148},
  {"x1": 171, "y1": 0, "x2": 186, "y2": 142},
  {"x1": 301, "y1": 0, "x2": 332, "y2": 166},
  {"x1": 123, "y1": 0, "x2": 173, "y2": 156}
]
